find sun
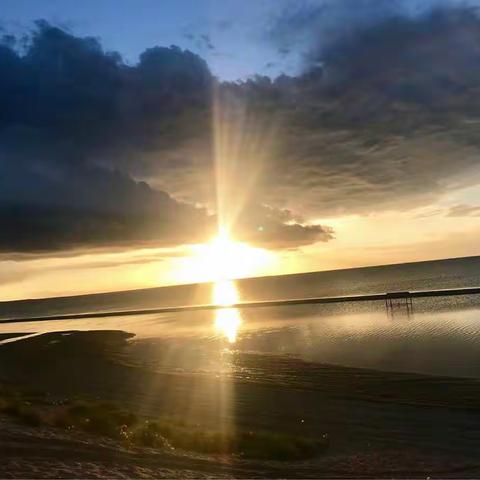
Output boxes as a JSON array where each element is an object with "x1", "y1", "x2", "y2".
[{"x1": 180, "y1": 227, "x2": 275, "y2": 284}]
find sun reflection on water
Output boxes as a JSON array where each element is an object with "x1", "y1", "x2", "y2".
[{"x1": 213, "y1": 279, "x2": 241, "y2": 343}]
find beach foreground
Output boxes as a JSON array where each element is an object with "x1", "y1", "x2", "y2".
[{"x1": 1, "y1": 330, "x2": 480, "y2": 478}]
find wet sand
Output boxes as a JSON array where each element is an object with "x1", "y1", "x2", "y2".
[{"x1": 1, "y1": 330, "x2": 480, "y2": 478}]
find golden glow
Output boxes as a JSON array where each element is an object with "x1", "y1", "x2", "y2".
[
  {"x1": 213, "y1": 279, "x2": 241, "y2": 343},
  {"x1": 209, "y1": 235, "x2": 243, "y2": 344},
  {"x1": 179, "y1": 228, "x2": 275, "y2": 284},
  {"x1": 176, "y1": 229, "x2": 274, "y2": 342},
  {"x1": 213, "y1": 277, "x2": 239, "y2": 306}
]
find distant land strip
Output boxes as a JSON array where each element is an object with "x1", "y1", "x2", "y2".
[{"x1": 1, "y1": 287, "x2": 480, "y2": 324}]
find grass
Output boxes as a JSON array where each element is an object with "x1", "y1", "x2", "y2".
[
  {"x1": 128, "y1": 419, "x2": 326, "y2": 460},
  {"x1": 54, "y1": 402, "x2": 138, "y2": 438},
  {"x1": 133, "y1": 420, "x2": 325, "y2": 460},
  {"x1": 0, "y1": 395, "x2": 328, "y2": 461},
  {"x1": 0, "y1": 398, "x2": 43, "y2": 427}
]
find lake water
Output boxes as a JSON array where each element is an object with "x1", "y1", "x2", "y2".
[{"x1": 1, "y1": 255, "x2": 480, "y2": 379}]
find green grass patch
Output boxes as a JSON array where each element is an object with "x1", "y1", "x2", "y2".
[
  {"x1": 54, "y1": 401, "x2": 137, "y2": 438},
  {"x1": 130, "y1": 420, "x2": 326, "y2": 460},
  {"x1": 0, "y1": 395, "x2": 328, "y2": 461}
]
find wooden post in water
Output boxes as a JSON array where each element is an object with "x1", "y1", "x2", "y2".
[{"x1": 385, "y1": 291, "x2": 413, "y2": 313}]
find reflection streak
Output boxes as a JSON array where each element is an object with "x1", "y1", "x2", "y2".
[{"x1": 213, "y1": 280, "x2": 242, "y2": 343}]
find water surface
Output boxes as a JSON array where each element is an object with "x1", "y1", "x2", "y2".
[{"x1": 1, "y1": 255, "x2": 480, "y2": 379}]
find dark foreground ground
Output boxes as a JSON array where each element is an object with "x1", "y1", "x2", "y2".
[{"x1": 1, "y1": 330, "x2": 480, "y2": 478}]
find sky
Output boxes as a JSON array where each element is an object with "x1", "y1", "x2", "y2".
[
  {"x1": 0, "y1": 0, "x2": 303, "y2": 80},
  {"x1": 1, "y1": 0, "x2": 480, "y2": 300}
]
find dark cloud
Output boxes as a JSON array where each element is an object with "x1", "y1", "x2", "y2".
[
  {"x1": 233, "y1": 204, "x2": 334, "y2": 248},
  {"x1": 9, "y1": 3, "x2": 480, "y2": 255},
  {"x1": 0, "y1": 21, "x2": 329, "y2": 254},
  {"x1": 200, "y1": 34, "x2": 215, "y2": 50},
  {"x1": 0, "y1": 21, "x2": 215, "y2": 253},
  {"x1": 269, "y1": 0, "x2": 411, "y2": 60},
  {"x1": 247, "y1": 2, "x2": 480, "y2": 216},
  {"x1": 0, "y1": 20, "x2": 213, "y2": 164},
  {"x1": 0, "y1": 164, "x2": 214, "y2": 253},
  {"x1": 182, "y1": 32, "x2": 215, "y2": 52}
]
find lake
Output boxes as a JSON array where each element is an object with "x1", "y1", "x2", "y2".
[{"x1": 1, "y1": 255, "x2": 480, "y2": 379}]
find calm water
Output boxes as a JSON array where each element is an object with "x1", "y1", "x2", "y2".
[{"x1": 1, "y1": 256, "x2": 480, "y2": 379}]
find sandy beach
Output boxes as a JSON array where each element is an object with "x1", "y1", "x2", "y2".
[{"x1": 1, "y1": 329, "x2": 480, "y2": 478}]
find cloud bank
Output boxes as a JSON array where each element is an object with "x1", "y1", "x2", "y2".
[
  {"x1": 256, "y1": 1, "x2": 480, "y2": 215},
  {"x1": 0, "y1": 21, "x2": 331, "y2": 254},
  {"x1": 3, "y1": 1, "x2": 480, "y2": 254}
]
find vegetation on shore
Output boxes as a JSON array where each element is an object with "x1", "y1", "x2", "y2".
[{"x1": 0, "y1": 392, "x2": 328, "y2": 461}]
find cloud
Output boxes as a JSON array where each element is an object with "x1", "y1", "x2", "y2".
[
  {"x1": 446, "y1": 204, "x2": 480, "y2": 217},
  {"x1": 8, "y1": 4, "x2": 480, "y2": 254},
  {"x1": 0, "y1": 22, "x2": 214, "y2": 253},
  {"x1": 0, "y1": 21, "x2": 331, "y2": 254},
  {"x1": 268, "y1": 0, "x2": 410, "y2": 60},
  {"x1": 200, "y1": 34, "x2": 215, "y2": 50},
  {"x1": 0, "y1": 162, "x2": 215, "y2": 253},
  {"x1": 248, "y1": 1, "x2": 480, "y2": 216},
  {"x1": 233, "y1": 204, "x2": 334, "y2": 248},
  {"x1": 182, "y1": 32, "x2": 215, "y2": 52}
]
